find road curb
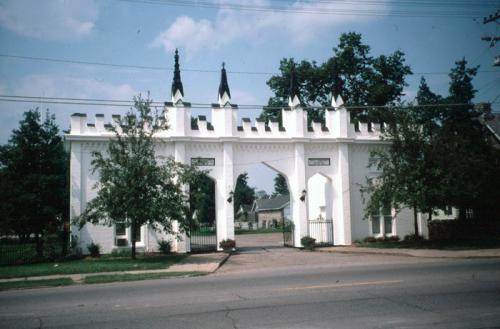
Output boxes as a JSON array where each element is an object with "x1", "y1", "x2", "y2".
[{"x1": 316, "y1": 247, "x2": 500, "y2": 259}]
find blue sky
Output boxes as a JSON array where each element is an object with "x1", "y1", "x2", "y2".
[{"x1": 0, "y1": 0, "x2": 499, "y2": 192}]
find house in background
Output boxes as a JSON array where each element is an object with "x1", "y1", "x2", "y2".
[
  {"x1": 252, "y1": 195, "x2": 290, "y2": 228},
  {"x1": 234, "y1": 204, "x2": 256, "y2": 230}
]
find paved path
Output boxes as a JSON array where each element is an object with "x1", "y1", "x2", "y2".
[{"x1": 1, "y1": 249, "x2": 499, "y2": 329}]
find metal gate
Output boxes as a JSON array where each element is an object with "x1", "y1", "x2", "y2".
[
  {"x1": 308, "y1": 219, "x2": 334, "y2": 246},
  {"x1": 283, "y1": 219, "x2": 294, "y2": 247},
  {"x1": 189, "y1": 222, "x2": 217, "y2": 252}
]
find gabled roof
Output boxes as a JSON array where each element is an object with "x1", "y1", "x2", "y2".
[
  {"x1": 253, "y1": 195, "x2": 290, "y2": 212},
  {"x1": 484, "y1": 113, "x2": 500, "y2": 143}
]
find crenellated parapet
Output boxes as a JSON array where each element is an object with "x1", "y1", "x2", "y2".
[
  {"x1": 69, "y1": 101, "x2": 383, "y2": 142},
  {"x1": 68, "y1": 51, "x2": 383, "y2": 142}
]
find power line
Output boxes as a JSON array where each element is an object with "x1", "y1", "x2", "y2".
[
  {"x1": 116, "y1": 0, "x2": 491, "y2": 18},
  {"x1": 0, "y1": 94, "x2": 497, "y2": 110},
  {"x1": 1, "y1": 53, "x2": 498, "y2": 77}
]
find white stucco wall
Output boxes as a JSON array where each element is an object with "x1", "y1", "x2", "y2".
[{"x1": 67, "y1": 95, "x2": 424, "y2": 252}]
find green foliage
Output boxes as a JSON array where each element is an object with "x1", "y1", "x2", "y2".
[
  {"x1": 76, "y1": 95, "x2": 205, "y2": 259},
  {"x1": 273, "y1": 173, "x2": 289, "y2": 196},
  {"x1": 157, "y1": 240, "x2": 171, "y2": 254},
  {"x1": 362, "y1": 57, "x2": 500, "y2": 237},
  {"x1": 0, "y1": 109, "x2": 68, "y2": 256},
  {"x1": 189, "y1": 173, "x2": 215, "y2": 226},
  {"x1": 260, "y1": 32, "x2": 411, "y2": 125},
  {"x1": 234, "y1": 173, "x2": 255, "y2": 216},
  {"x1": 87, "y1": 242, "x2": 101, "y2": 257},
  {"x1": 300, "y1": 236, "x2": 316, "y2": 250}
]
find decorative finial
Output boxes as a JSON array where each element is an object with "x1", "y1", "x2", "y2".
[
  {"x1": 171, "y1": 48, "x2": 184, "y2": 100},
  {"x1": 218, "y1": 61, "x2": 231, "y2": 102}
]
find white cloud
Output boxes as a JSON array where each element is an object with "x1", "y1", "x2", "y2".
[
  {"x1": 151, "y1": 0, "x2": 390, "y2": 55},
  {"x1": 0, "y1": 0, "x2": 98, "y2": 41}
]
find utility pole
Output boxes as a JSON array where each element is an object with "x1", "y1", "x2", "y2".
[{"x1": 482, "y1": 10, "x2": 499, "y2": 66}]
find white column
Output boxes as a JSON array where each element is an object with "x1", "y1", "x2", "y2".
[
  {"x1": 292, "y1": 142, "x2": 308, "y2": 247},
  {"x1": 174, "y1": 142, "x2": 189, "y2": 253},
  {"x1": 69, "y1": 142, "x2": 84, "y2": 251},
  {"x1": 216, "y1": 142, "x2": 235, "y2": 249},
  {"x1": 334, "y1": 142, "x2": 352, "y2": 245}
]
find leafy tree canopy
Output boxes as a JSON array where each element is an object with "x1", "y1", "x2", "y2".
[
  {"x1": 77, "y1": 95, "x2": 205, "y2": 258},
  {"x1": 273, "y1": 173, "x2": 289, "y2": 197},
  {"x1": 0, "y1": 109, "x2": 67, "y2": 255},
  {"x1": 260, "y1": 32, "x2": 412, "y2": 125},
  {"x1": 234, "y1": 173, "x2": 255, "y2": 216}
]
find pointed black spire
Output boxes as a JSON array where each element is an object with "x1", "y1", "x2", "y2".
[
  {"x1": 288, "y1": 64, "x2": 300, "y2": 102},
  {"x1": 218, "y1": 62, "x2": 231, "y2": 100},
  {"x1": 171, "y1": 49, "x2": 184, "y2": 97}
]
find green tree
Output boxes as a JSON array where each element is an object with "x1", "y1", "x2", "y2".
[
  {"x1": 273, "y1": 173, "x2": 289, "y2": 196},
  {"x1": 260, "y1": 32, "x2": 411, "y2": 125},
  {"x1": 361, "y1": 106, "x2": 437, "y2": 237},
  {"x1": 234, "y1": 173, "x2": 255, "y2": 216},
  {"x1": 189, "y1": 173, "x2": 215, "y2": 225},
  {"x1": 434, "y1": 59, "x2": 500, "y2": 219},
  {"x1": 0, "y1": 109, "x2": 67, "y2": 256},
  {"x1": 77, "y1": 95, "x2": 203, "y2": 259}
]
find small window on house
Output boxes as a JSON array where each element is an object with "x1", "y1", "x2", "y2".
[
  {"x1": 115, "y1": 222, "x2": 127, "y2": 246},
  {"x1": 445, "y1": 206, "x2": 453, "y2": 216},
  {"x1": 134, "y1": 226, "x2": 142, "y2": 243}
]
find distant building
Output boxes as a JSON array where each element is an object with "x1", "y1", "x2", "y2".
[{"x1": 252, "y1": 195, "x2": 290, "y2": 228}]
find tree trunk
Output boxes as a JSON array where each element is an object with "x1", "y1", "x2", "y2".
[
  {"x1": 35, "y1": 233, "x2": 43, "y2": 258},
  {"x1": 413, "y1": 206, "x2": 419, "y2": 238},
  {"x1": 131, "y1": 219, "x2": 136, "y2": 260}
]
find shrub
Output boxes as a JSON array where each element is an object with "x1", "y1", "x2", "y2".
[
  {"x1": 389, "y1": 235, "x2": 400, "y2": 242},
  {"x1": 363, "y1": 236, "x2": 377, "y2": 243},
  {"x1": 87, "y1": 242, "x2": 101, "y2": 257},
  {"x1": 111, "y1": 248, "x2": 132, "y2": 257},
  {"x1": 375, "y1": 237, "x2": 386, "y2": 242},
  {"x1": 158, "y1": 240, "x2": 171, "y2": 254},
  {"x1": 219, "y1": 239, "x2": 236, "y2": 251},
  {"x1": 301, "y1": 236, "x2": 316, "y2": 250},
  {"x1": 403, "y1": 234, "x2": 423, "y2": 242}
]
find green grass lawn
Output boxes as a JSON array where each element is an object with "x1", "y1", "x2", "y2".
[
  {"x1": 354, "y1": 238, "x2": 500, "y2": 250},
  {"x1": 84, "y1": 271, "x2": 204, "y2": 284},
  {"x1": 0, "y1": 278, "x2": 73, "y2": 291},
  {"x1": 0, "y1": 254, "x2": 186, "y2": 279}
]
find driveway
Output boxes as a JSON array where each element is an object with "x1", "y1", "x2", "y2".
[{"x1": 221, "y1": 233, "x2": 441, "y2": 275}]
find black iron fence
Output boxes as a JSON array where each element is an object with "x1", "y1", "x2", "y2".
[
  {"x1": 308, "y1": 219, "x2": 334, "y2": 246},
  {"x1": 0, "y1": 233, "x2": 67, "y2": 265},
  {"x1": 189, "y1": 222, "x2": 217, "y2": 252}
]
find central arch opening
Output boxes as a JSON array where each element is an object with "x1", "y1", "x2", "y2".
[{"x1": 233, "y1": 163, "x2": 293, "y2": 250}]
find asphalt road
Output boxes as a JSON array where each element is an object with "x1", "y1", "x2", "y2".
[{"x1": 1, "y1": 246, "x2": 500, "y2": 329}]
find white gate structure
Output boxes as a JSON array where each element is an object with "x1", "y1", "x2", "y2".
[{"x1": 67, "y1": 54, "x2": 426, "y2": 254}]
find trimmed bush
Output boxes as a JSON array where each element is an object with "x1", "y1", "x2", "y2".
[
  {"x1": 158, "y1": 240, "x2": 171, "y2": 254},
  {"x1": 363, "y1": 236, "x2": 377, "y2": 243},
  {"x1": 87, "y1": 242, "x2": 101, "y2": 257},
  {"x1": 219, "y1": 239, "x2": 236, "y2": 251},
  {"x1": 111, "y1": 248, "x2": 132, "y2": 257},
  {"x1": 301, "y1": 236, "x2": 316, "y2": 250}
]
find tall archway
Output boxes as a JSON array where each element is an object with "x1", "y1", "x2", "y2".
[
  {"x1": 233, "y1": 162, "x2": 293, "y2": 250},
  {"x1": 188, "y1": 174, "x2": 217, "y2": 252},
  {"x1": 306, "y1": 173, "x2": 334, "y2": 245}
]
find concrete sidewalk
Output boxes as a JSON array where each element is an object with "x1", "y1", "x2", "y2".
[
  {"x1": 317, "y1": 246, "x2": 500, "y2": 258},
  {"x1": 0, "y1": 252, "x2": 229, "y2": 284}
]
